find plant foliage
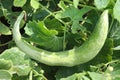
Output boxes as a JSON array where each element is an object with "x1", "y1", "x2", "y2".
[{"x1": 0, "y1": 0, "x2": 120, "y2": 80}]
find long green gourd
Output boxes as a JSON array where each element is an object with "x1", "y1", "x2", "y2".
[{"x1": 13, "y1": 10, "x2": 109, "y2": 67}]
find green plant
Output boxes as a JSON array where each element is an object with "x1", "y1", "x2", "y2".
[{"x1": 1, "y1": 0, "x2": 120, "y2": 80}]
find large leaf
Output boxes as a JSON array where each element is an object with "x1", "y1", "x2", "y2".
[
  {"x1": 0, "y1": 47, "x2": 31, "y2": 76},
  {"x1": 0, "y1": 59, "x2": 12, "y2": 70},
  {"x1": 24, "y1": 21, "x2": 64, "y2": 51},
  {"x1": 113, "y1": 0, "x2": 120, "y2": 23},
  {"x1": 55, "y1": 6, "x2": 91, "y2": 33},
  {"x1": 0, "y1": 70, "x2": 12, "y2": 80},
  {"x1": 94, "y1": 0, "x2": 110, "y2": 9}
]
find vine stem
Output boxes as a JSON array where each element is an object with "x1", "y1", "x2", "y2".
[
  {"x1": 39, "y1": 3, "x2": 67, "y2": 50},
  {"x1": 39, "y1": 3, "x2": 66, "y2": 26},
  {"x1": 0, "y1": 40, "x2": 12, "y2": 47}
]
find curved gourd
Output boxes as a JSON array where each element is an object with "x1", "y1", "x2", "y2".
[{"x1": 13, "y1": 10, "x2": 109, "y2": 67}]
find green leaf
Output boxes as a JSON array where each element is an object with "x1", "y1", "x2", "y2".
[
  {"x1": 0, "y1": 22, "x2": 11, "y2": 35},
  {"x1": 82, "y1": 76, "x2": 90, "y2": 80},
  {"x1": 14, "y1": 65, "x2": 31, "y2": 76},
  {"x1": 58, "y1": 1, "x2": 67, "y2": 11},
  {"x1": 32, "y1": 9, "x2": 49, "y2": 20},
  {"x1": 94, "y1": 0, "x2": 110, "y2": 9},
  {"x1": 1, "y1": 0, "x2": 13, "y2": 12},
  {"x1": 13, "y1": 0, "x2": 27, "y2": 7},
  {"x1": 109, "y1": 21, "x2": 120, "y2": 50},
  {"x1": 55, "y1": 65, "x2": 89, "y2": 80},
  {"x1": 0, "y1": 70, "x2": 12, "y2": 80},
  {"x1": 73, "y1": 0, "x2": 79, "y2": 8},
  {"x1": 113, "y1": 45, "x2": 120, "y2": 50},
  {"x1": 110, "y1": 21, "x2": 120, "y2": 40},
  {"x1": 56, "y1": 69, "x2": 90, "y2": 80},
  {"x1": 0, "y1": 47, "x2": 31, "y2": 76},
  {"x1": 30, "y1": 0, "x2": 39, "y2": 10},
  {"x1": 0, "y1": 3, "x2": 9, "y2": 17},
  {"x1": 7, "y1": 12, "x2": 25, "y2": 26},
  {"x1": 60, "y1": 73, "x2": 85, "y2": 80},
  {"x1": 44, "y1": 18, "x2": 64, "y2": 32},
  {"x1": 114, "y1": 0, "x2": 120, "y2": 22},
  {"x1": 12, "y1": 74, "x2": 29, "y2": 80},
  {"x1": 110, "y1": 63, "x2": 120, "y2": 80},
  {"x1": 88, "y1": 72, "x2": 107, "y2": 80},
  {"x1": 24, "y1": 21, "x2": 64, "y2": 51},
  {"x1": 0, "y1": 59, "x2": 12, "y2": 70},
  {"x1": 56, "y1": 6, "x2": 91, "y2": 33}
]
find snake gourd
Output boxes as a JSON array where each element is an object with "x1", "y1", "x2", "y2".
[{"x1": 13, "y1": 10, "x2": 109, "y2": 67}]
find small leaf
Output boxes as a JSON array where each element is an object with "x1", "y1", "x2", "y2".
[
  {"x1": 0, "y1": 70, "x2": 12, "y2": 80},
  {"x1": 58, "y1": 1, "x2": 67, "y2": 11},
  {"x1": 0, "y1": 22, "x2": 11, "y2": 35},
  {"x1": 13, "y1": 0, "x2": 27, "y2": 7},
  {"x1": 113, "y1": 0, "x2": 120, "y2": 22},
  {"x1": 94, "y1": 0, "x2": 110, "y2": 9},
  {"x1": 73, "y1": 0, "x2": 79, "y2": 8},
  {"x1": 30, "y1": 0, "x2": 39, "y2": 10}
]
